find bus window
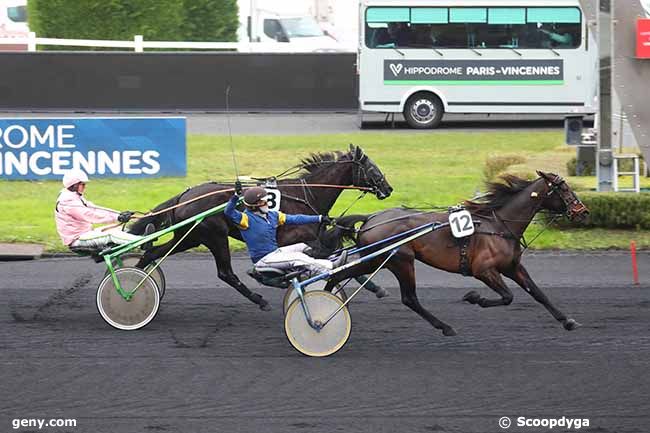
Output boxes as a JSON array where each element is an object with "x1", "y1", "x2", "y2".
[
  {"x1": 473, "y1": 8, "x2": 526, "y2": 48},
  {"x1": 364, "y1": 6, "x2": 581, "y2": 49},
  {"x1": 449, "y1": 8, "x2": 486, "y2": 24},
  {"x1": 523, "y1": 8, "x2": 581, "y2": 48},
  {"x1": 365, "y1": 7, "x2": 411, "y2": 48},
  {"x1": 434, "y1": 24, "x2": 469, "y2": 48}
]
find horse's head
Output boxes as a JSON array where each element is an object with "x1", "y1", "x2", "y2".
[
  {"x1": 536, "y1": 171, "x2": 589, "y2": 222},
  {"x1": 349, "y1": 144, "x2": 393, "y2": 200}
]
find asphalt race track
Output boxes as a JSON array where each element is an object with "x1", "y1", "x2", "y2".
[{"x1": 1, "y1": 251, "x2": 649, "y2": 433}]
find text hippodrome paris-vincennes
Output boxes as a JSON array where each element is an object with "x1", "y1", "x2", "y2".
[{"x1": 401, "y1": 66, "x2": 561, "y2": 76}]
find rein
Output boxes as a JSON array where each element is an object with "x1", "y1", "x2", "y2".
[
  {"x1": 99, "y1": 183, "x2": 372, "y2": 232},
  {"x1": 340, "y1": 206, "x2": 561, "y2": 252},
  {"x1": 350, "y1": 210, "x2": 440, "y2": 234},
  {"x1": 266, "y1": 153, "x2": 382, "y2": 219},
  {"x1": 338, "y1": 191, "x2": 368, "y2": 218},
  {"x1": 483, "y1": 211, "x2": 561, "y2": 251},
  {"x1": 141, "y1": 184, "x2": 373, "y2": 219}
]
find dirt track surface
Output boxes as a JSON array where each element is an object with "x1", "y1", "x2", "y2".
[{"x1": 1, "y1": 251, "x2": 649, "y2": 433}]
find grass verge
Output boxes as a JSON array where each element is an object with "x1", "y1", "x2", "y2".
[{"x1": 1, "y1": 131, "x2": 648, "y2": 252}]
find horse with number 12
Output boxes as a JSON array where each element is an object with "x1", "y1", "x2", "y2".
[{"x1": 322, "y1": 171, "x2": 589, "y2": 338}]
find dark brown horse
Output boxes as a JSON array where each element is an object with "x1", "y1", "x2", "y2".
[
  {"x1": 323, "y1": 171, "x2": 589, "y2": 336},
  {"x1": 129, "y1": 145, "x2": 393, "y2": 311}
]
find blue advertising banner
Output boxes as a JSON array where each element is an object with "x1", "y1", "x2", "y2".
[{"x1": 0, "y1": 117, "x2": 186, "y2": 180}]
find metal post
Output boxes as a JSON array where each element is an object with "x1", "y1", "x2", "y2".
[
  {"x1": 249, "y1": 0, "x2": 257, "y2": 42},
  {"x1": 134, "y1": 35, "x2": 143, "y2": 53},
  {"x1": 597, "y1": 0, "x2": 614, "y2": 191},
  {"x1": 618, "y1": 106, "x2": 625, "y2": 153},
  {"x1": 27, "y1": 32, "x2": 36, "y2": 52},
  {"x1": 634, "y1": 157, "x2": 640, "y2": 193}
]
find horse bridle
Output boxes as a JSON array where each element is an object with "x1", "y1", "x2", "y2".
[
  {"x1": 487, "y1": 174, "x2": 586, "y2": 250},
  {"x1": 280, "y1": 152, "x2": 383, "y2": 215},
  {"x1": 545, "y1": 174, "x2": 588, "y2": 220},
  {"x1": 351, "y1": 152, "x2": 387, "y2": 196}
]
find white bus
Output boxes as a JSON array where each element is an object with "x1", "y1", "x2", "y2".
[{"x1": 358, "y1": 0, "x2": 598, "y2": 128}]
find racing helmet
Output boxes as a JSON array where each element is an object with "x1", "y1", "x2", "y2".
[
  {"x1": 62, "y1": 169, "x2": 89, "y2": 189},
  {"x1": 243, "y1": 187, "x2": 268, "y2": 207}
]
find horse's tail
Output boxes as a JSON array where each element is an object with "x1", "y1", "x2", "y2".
[{"x1": 129, "y1": 193, "x2": 184, "y2": 235}]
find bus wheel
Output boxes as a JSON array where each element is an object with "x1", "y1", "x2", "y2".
[{"x1": 404, "y1": 93, "x2": 444, "y2": 129}]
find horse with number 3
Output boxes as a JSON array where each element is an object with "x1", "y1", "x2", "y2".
[{"x1": 129, "y1": 145, "x2": 393, "y2": 311}]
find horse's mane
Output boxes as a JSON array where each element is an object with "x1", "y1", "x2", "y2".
[
  {"x1": 297, "y1": 151, "x2": 348, "y2": 176},
  {"x1": 465, "y1": 175, "x2": 536, "y2": 216}
]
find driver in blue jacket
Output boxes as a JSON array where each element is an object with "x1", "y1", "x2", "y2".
[{"x1": 225, "y1": 184, "x2": 347, "y2": 276}]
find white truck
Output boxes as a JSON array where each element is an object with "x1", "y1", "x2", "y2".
[
  {"x1": 642, "y1": 0, "x2": 650, "y2": 18},
  {"x1": 237, "y1": 0, "x2": 348, "y2": 52},
  {"x1": 0, "y1": 0, "x2": 28, "y2": 50}
]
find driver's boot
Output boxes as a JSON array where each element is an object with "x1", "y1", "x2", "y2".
[
  {"x1": 140, "y1": 223, "x2": 156, "y2": 251},
  {"x1": 331, "y1": 250, "x2": 348, "y2": 269}
]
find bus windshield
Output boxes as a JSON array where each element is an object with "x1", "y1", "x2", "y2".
[{"x1": 280, "y1": 17, "x2": 325, "y2": 38}]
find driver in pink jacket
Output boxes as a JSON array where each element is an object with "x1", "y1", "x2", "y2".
[{"x1": 55, "y1": 169, "x2": 145, "y2": 250}]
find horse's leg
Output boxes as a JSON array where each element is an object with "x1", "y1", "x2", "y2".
[
  {"x1": 504, "y1": 264, "x2": 580, "y2": 330},
  {"x1": 135, "y1": 231, "x2": 197, "y2": 269},
  {"x1": 324, "y1": 260, "x2": 376, "y2": 292},
  {"x1": 388, "y1": 258, "x2": 456, "y2": 336},
  {"x1": 354, "y1": 275, "x2": 389, "y2": 298},
  {"x1": 204, "y1": 233, "x2": 271, "y2": 312},
  {"x1": 462, "y1": 269, "x2": 514, "y2": 307}
]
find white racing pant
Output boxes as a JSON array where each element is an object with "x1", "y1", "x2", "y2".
[
  {"x1": 70, "y1": 227, "x2": 142, "y2": 250},
  {"x1": 255, "y1": 243, "x2": 334, "y2": 276}
]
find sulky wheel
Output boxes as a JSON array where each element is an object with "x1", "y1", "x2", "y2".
[
  {"x1": 97, "y1": 267, "x2": 160, "y2": 331},
  {"x1": 105, "y1": 254, "x2": 165, "y2": 300},
  {"x1": 282, "y1": 280, "x2": 347, "y2": 315},
  {"x1": 284, "y1": 291, "x2": 352, "y2": 357}
]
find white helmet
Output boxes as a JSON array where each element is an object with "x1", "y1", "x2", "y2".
[{"x1": 62, "y1": 169, "x2": 89, "y2": 189}]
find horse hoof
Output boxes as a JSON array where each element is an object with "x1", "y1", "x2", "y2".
[
  {"x1": 563, "y1": 318, "x2": 581, "y2": 330},
  {"x1": 259, "y1": 301, "x2": 272, "y2": 312},
  {"x1": 375, "y1": 288, "x2": 390, "y2": 299},
  {"x1": 442, "y1": 327, "x2": 457, "y2": 336},
  {"x1": 462, "y1": 291, "x2": 481, "y2": 304}
]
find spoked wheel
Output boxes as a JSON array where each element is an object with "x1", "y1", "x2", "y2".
[
  {"x1": 282, "y1": 280, "x2": 347, "y2": 315},
  {"x1": 284, "y1": 291, "x2": 352, "y2": 357},
  {"x1": 105, "y1": 253, "x2": 166, "y2": 300},
  {"x1": 97, "y1": 267, "x2": 160, "y2": 331}
]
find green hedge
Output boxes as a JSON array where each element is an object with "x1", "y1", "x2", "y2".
[
  {"x1": 28, "y1": 0, "x2": 238, "y2": 50},
  {"x1": 483, "y1": 154, "x2": 526, "y2": 181},
  {"x1": 570, "y1": 193, "x2": 650, "y2": 229},
  {"x1": 181, "y1": 0, "x2": 238, "y2": 42}
]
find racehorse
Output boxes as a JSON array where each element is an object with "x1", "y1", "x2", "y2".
[
  {"x1": 322, "y1": 171, "x2": 589, "y2": 336},
  {"x1": 130, "y1": 145, "x2": 393, "y2": 311}
]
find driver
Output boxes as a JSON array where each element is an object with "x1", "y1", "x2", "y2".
[
  {"x1": 225, "y1": 183, "x2": 348, "y2": 276},
  {"x1": 54, "y1": 169, "x2": 151, "y2": 250},
  {"x1": 538, "y1": 23, "x2": 574, "y2": 48}
]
